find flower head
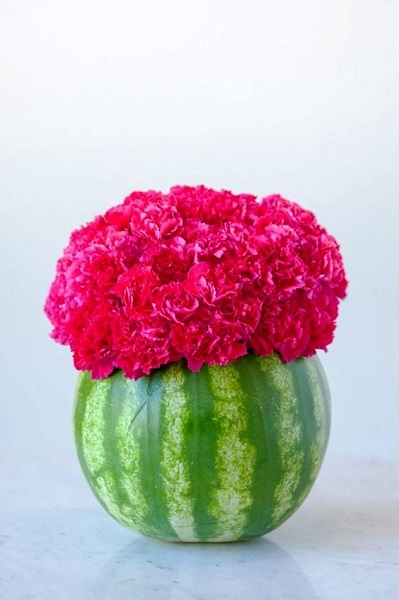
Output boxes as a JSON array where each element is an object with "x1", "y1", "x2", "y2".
[{"x1": 44, "y1": 185, "x2": 347, "y2": 379}]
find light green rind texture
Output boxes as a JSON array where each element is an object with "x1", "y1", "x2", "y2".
[
  {"x1": 73, "y1": 352, "x2": 331, "y2": 542},
  {"x1": 160, "y1": 364, "x2": 197, "y2": 541},
  {"x1": 207, "y1": 363, "x2": 256, "y2": 542}
]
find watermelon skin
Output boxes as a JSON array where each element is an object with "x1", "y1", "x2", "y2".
[{"x1": 73, "y1": 353, "x2": 330, "y2": 542}]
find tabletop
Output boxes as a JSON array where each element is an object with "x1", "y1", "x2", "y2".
[{"x1": 1, "y1": 455, "x2": 398, "y2": 599}]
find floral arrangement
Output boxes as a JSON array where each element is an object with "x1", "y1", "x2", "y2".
[{"x1": 44, "y1": 185, "x2": 347, "y2": 380}]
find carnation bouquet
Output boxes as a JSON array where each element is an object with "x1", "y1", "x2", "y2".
[{"x1": 45, "y1": 185, "x2": 347, "y2": 542}]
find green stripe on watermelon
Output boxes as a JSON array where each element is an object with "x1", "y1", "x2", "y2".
[
  {"x1": 105, "y1": 371, "x2": 153, "y2": 536},
  {"x1": 134, "y1": 370, "x2": 178, "y2": 541},
  {"x1": 305, "y1": 357, "x2": 331, "y2": 481},
  {"x1": 101, "y1": 373, "x2": 134, "y2": 529},
  {"x1": 233, "y1": 354, "x2": 284, "y2": 539},
  {"x1": 183, "y1": 365, "x2": 220, "y2": 541},
  {"x1": 287, "y1": 357, "x2": 321, "y2": 510},
  {"x1": 257, "y1": 355, "x2": 306, "y2": 527},
  {"x1": 274, "y1": 358, "x2": 319, "y2": 527}
]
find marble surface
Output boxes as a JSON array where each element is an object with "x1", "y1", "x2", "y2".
[{"x1": 1, "y1": 455, "x2": 398, "y2": 599}]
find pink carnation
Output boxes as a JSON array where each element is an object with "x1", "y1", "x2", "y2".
[{"x1": 44, "y1": 185, "x2": 348, "y2": 379}]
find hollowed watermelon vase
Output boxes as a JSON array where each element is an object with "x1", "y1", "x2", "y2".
[{"x1": 73, "y1": 351, "x2": 330, "y2": 542}]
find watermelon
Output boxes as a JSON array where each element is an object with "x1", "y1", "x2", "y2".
[{"x1": 73, "y1": 352, "x2": 330, "y2": 542}]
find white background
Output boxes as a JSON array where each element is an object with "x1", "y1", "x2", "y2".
[{"x1": 1, "y1": 0, "x2": 398, "y2": 467}]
